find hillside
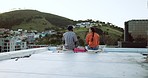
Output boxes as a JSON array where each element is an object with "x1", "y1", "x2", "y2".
[
  {"x1": 74, "y1": 26, "x2": 123, "y2": 46},
  {"x1": 0, "y1": 10, "x2": 74, "y2": 32},
  {"x1": 0, "y1": 9, "x2": 124, "y2": 46}
]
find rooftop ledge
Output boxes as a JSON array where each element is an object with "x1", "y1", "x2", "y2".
[{"x1": 0, "y1": 47, "x2": 48, "y2": 61}]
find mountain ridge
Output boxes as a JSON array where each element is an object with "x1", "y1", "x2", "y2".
[{"x1": 0, "y1": 9, "x2": 74, "y2": 32}]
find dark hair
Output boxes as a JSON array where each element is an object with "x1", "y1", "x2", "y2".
[
  {"x1": 67, "y1": 25, "x2": 73, "y2": 31},
  {"x1": 90, "y1": 27, "x2": 96, "y2": 42}
]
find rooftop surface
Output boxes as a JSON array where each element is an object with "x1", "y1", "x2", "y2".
[{"x1": 0, "y1": 48, "x2": 148, "y2": 78}]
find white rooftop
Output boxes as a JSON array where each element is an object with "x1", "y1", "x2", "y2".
[{"x1": 0, "y1": 47, "x2": 148, "y2": 78}]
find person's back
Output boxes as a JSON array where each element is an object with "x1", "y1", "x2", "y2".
[
  {"x1": 86, "y1": 27, "x2": 100, "y2": 50},
  {"x1": 86, "y1": 32, "x2": 99, "y2": 47},
  {"x1": 62, "y1": 26, "x2": 78, "y2": 50}
]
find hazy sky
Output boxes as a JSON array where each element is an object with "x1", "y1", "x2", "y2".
[{"x1": 0, "y1": 0, "x2": 148, "y2": 28}]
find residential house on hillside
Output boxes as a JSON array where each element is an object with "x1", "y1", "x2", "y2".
[
  {"x1": 27, "y1": 32, "x2": 35, "y2": 44},
  {"x1": 0, "y1": 28, "x2": 50, "y2": 52},
  {"x1": 0, "y1": 28, "x2": 9, "y2": 33},
  {"x1": 75, "y1": 22, "x2": 98, "y2": 28},
  {"x1": 75, "y1": 22, "x2": 90, "y2": 28}
]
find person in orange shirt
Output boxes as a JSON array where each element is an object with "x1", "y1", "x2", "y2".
[{"x1": 86, "y1": 27, "x2": 100, "y2": 50}]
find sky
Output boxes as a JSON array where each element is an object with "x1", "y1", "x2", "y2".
[{"x1": 0, "y1": 0, "x2": 148, "y2": 28}]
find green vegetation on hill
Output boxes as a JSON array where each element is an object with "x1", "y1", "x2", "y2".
[
  {"x1": 12, "y1": 18, "x2": 54, "y2": 31},
  {"x1": 100, "y1": 26, "x2": 123, "y2": 45},
  {"x1": 0, "y1": 10, "x2": 74, "y2": 32}
]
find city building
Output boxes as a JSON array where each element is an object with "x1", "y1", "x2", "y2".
[
  {"x1": 27, "y1": 33, "x2": 35, "y2": 44},
  {"x1": 119, "y1": 19, "x2": 148, "y2": 48},
  {"x1": 0, "y1": 37, "x2": 27, "y2": 52}
]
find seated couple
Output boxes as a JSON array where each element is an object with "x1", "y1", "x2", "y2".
[{"x1": 62, "y1": 26, "x2": 100, "y2": 51}]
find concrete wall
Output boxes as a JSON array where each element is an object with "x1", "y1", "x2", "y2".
[{"x1": 0, "y1": 47, "x2": 48, "y2": 61}]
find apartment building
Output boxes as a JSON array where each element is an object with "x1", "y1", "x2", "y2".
[
  {"x1": 0, "y1": 37, "x2": 27, "y2": 52},
  {"x1": 124, "y1": 19, "x2": 148, "y2": 42},
  {"x1": 119, "y1": 19, "x2": 148, "y2": 48}
]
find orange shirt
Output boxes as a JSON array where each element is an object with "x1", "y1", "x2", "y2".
[{"x1": 86, "y1": 32, "x2": 100, "y2": 48}]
